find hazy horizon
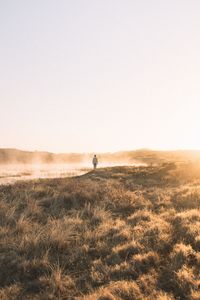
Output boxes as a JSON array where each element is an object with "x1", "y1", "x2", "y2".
[
  {"x1": 1, "y1": 1, "x2": 200, "y2": 152},
  {"x1": 2, "y1": 147, "x2": 200, "y2": 156}
]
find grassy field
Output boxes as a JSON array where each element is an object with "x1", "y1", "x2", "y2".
[{"x1": 0, "y1": 163, "x2": 200, "y2": 299}]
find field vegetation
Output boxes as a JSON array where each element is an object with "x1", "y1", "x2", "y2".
[{"x1": 0, "y1": 162, "x2": 200, "y2": 299}]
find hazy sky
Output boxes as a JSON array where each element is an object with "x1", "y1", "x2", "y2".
[{"x1": 1, "y1": 1, "x2": 200, "y2": 153}]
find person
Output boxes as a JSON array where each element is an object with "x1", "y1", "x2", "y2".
[{"x1": 92, "y1": 155, "x2": 98, "y2": 169}]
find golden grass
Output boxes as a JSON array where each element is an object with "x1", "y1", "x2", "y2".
[{"x1": 0, "y1": 163, "x2": 200, "y2": 299}]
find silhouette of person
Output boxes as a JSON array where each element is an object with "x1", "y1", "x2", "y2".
[{"x1": 92, "y1": 155, "x2": 98, "y2": 169}]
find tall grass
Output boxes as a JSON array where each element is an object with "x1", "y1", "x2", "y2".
[{"x1": 0, "y1": 163, "x2": 200, "y2": 299}]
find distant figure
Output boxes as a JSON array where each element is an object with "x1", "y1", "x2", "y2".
[{"x1": 92, "y1": 155, "x2": 98, "y2": 169}]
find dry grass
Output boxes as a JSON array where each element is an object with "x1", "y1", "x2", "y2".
[{"x1": 0, "y1": 163, "x2": 200, "y2": 299}]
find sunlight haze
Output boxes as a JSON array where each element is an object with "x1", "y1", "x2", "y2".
[{"x1": 1, "y1": 0, "x2": 200, "y2": 152}]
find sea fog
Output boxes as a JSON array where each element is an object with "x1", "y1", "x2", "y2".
[{"x1": 0, "y1": 162, "x2": 145, "y2": 185}]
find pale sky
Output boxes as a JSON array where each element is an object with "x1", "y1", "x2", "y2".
[{"x1": 1, "y1": 1, "x2": 200, "y2": 153}]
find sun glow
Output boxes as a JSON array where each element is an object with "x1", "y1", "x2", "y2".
[{"x1": 1, "y1": 1, "x2": 200, "y2": 152}]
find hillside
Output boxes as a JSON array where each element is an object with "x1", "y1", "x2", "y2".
[{"x1": 0, "y1": 163, "x2": 200, "y2": 299}]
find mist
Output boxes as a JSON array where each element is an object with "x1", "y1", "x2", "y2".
[{"x1": 2, "y1": 147, "x2": 200, "y2": 185}]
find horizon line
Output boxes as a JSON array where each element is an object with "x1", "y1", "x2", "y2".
[{"x1": 1, "y1": 147, "x2": 200, "y2": 155}]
